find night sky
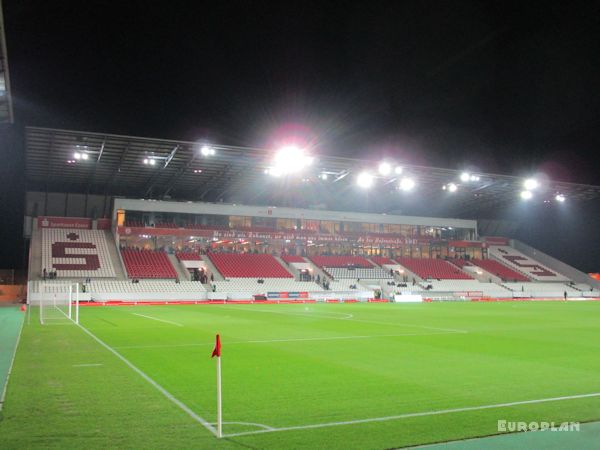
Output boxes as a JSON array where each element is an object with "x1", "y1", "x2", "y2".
[{"x1": 2, "y1": 1, "x2": 600, "y2": 271}]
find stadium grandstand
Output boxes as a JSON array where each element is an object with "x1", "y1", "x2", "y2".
[{"x1": 17, "y1": 126, "x2": 599, "y2": 305}]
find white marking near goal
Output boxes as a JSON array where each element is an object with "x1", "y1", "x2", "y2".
[
  {"x1": 131, "y1": 313, "x2": 184, "y2": 327},
  {"x1": 76, "y1": 323, "x2": 217, "y2": 436},
  {"x1": 223, "y1": 391, "x2": 600, "y2": 438}
]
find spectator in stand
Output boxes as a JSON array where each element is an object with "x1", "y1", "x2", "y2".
[
  {"x1": 43, "y1": 268, "x2": 47, "y2": 280},
  {"x1": 564, "y1": 291, "x2": 567, "y2": 301}
]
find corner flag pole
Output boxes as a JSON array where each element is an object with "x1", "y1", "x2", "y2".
[{"x1": 211, "y1": 334, "x2": 222, "y2": 438}]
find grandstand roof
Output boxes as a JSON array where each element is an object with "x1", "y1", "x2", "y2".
[
  {"x1": 0, "y1": 3, "x2": 13, "y2": 123},
  {"x1": 25, "y1": 126, "x2": 600, "y2": 218}
]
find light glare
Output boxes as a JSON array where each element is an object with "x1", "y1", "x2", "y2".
[
  {"x1": 399, "y1": 177, "x2": 415, "y2": 191},
  {"x1": 201, "y1": 145, "x2": 215, "y2": 156},
  {"x1": 555, "y1": 194, "x2": 566, "y2": 202},
  {"x1": 267, "y1": 146, "x2": 313, "y2": 176},
  {"x1": 524, "y1": 178, "x2": 539, "y2": 190},
  {"x1": 447, "y1": 183, "x2": 457, "y2": 192},
  {"x1": 521, "y1": 190, "x2": 533, "y2": 200},
  {"x1": 378, "y1": 162, "x2": 392, "y2": 176},
  {"x1": 357, "y1": 171, "x2": 374, "y2": 188}
]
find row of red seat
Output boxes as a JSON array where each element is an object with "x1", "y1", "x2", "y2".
[
  {"x1": 469, "y1": 258, "x2": 530, "y2": 281},
  {"x1": 175, "y1": 252, "x2": 202, "y2": 261},
  {"x1": 371, "y1": 256, "x2": 395, "y2": 266},
  {"x1": 208, "y1": 253, "x2": 293, "y2": 278},
  {"x1": 121, "y1": 249, "x2": 178, "y2": 279},
  {"x1": 395, "y1": 257, "x2": 472, "y2": 279},
  {"x1": 281, "y1": 255, "x2": 306, "y2": 263}
]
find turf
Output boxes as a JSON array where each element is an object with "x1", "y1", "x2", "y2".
[{"x1": 1, "y1": 301, "x2": 600, "y2": 449}]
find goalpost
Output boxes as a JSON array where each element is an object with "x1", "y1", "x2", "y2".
[{"x1": 38, "y1": 283, "x2": 80, "y2": 325}]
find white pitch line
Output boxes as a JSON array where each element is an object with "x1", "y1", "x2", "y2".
[
  {"x1": 0, "y1": 315, "x2": 24, "y2": 412},
  {"x1": 132, "y1": 313, "x2": 184, "y2": 327},
  {"x1": 219, "y1": 305, "x2": 468, "y2": 334},
  {"x1": 209, "y1": 421, "x2": 275, "y2": 431},
  {"x1": 76, "y1": 323, "x2": 216, "y2": 436},
  {"x1": 224, "y1": 391, "x2": 600, "y2": 438},
  {"x1": 113, "y1": 331, "x2": 459, "y2": 350}
]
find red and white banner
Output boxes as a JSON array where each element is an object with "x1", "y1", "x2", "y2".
[
  {"x1": 116, "y1": 226, "x2": 471, "y2": 246},
  {"x1": 483, "y1": 236, "x2": 510, "y2": 246},
  {"x1": 449, "y1": 240, "x2": 484, "y2": 248},
  {"x1": 38, "y1": 216, "x2": 92, "y2": 229}
]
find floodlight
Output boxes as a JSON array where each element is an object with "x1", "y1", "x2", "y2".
[
  {"x1": 460, "y1": 172, "x2": 470, "y2": 182},
  {"x1": 524, "y1": 178, "x2": 539, "y2": 190},
  {"x1": 267, "y1": 146, "x2": 313, "y2": 176},
  {"x1": 470, "y1": 175, "x2": 480, "y2": 181},
  {"x1": 447, "y1": 183, "x2": 457, "y2": 192},
  {"x1": 356, "y1": 171, "x2": 374, "y2": 188},
  {"x1": 74, "y1": 152, "x2": 81, "y2": 160},
  {"x1": 394, "y1": 166, "x2": 403, "y2": 174},
  {"x1": 149, "y1": 159, "x2": 156, "y2": 166},
  {"x1": 201, "y1": 145, "x2": 215, "y2": 156},
  {"x1": 555, "y1": 194, "x2": 566, "y2": 202},
  {"x1": 81, "y1": 153, "x2": 89, "y2": 160},
  {"x1": 399, "y1": 177, "x2": 415, "y2": 191},
  {"x1": 319, "y1": 173, "x2": 328, "y2": 180},
  {"x1": 520, "y1": 190, "x2": 533, "y2": 200},
  {"x1": 378, "y1": 162, "x2": 392, "y2": 176},
  {"x1": 143, "y1": 158, "x2": 149, "y2": 165}
]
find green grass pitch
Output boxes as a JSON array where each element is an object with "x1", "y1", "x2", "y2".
[{"x1": 1, "y1": 301, "x2": 600, "y2": 449}]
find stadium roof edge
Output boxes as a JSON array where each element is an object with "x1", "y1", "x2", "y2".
[{"x1": 25, "y1": 126, "x2": 600, "y2": 218}]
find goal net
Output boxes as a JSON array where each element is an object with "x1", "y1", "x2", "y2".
[{"x1": 38, "y1": 283, "x2": 80, "y2": 325}]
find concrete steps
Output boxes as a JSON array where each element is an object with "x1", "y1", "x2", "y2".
[
  {"x1": 168, "y1": 254, "x2": 191, "y2": 281},
  {"x1": 104, "y1": 231, "x2": 127, "y2": 280},
  {"x1": 201, "y1": 255, "x2": 225, "y2": 280}
]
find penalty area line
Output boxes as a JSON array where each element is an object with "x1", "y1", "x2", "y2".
[
  {"x1": 76, "y1": 323, "x2": 217, "y2": 436},
  {"x1": 224, "y1": 391, "x2": 600, "y2": 438},
  {"x1": 132, "y1": 313, "x2": 184, "y2": 327}
]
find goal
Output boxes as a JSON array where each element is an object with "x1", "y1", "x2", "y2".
[{"x1": 38, "y1": 283, "x2": 80, "y2": 325}]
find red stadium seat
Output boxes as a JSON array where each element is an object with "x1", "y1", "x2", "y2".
[
  {"x1": 175, "y1": 252, "x2": 202, "y2": 261},
  {"x1": 371, "y1": 256, "x2": 395, "y2": 266},
  {"x1": 395, "y1": 258, "x2": 472, "y2": 279},
  {"x1": 121, "y1": 249, "x2": 178, "y2": 279},
  {"x1": 208, "y1": 253, "x2": 293, "y2": 278},
  {"x1": 470, "y1": 258, "x2": 530, "y2": 282},
  {"x1": 281, "y1": 255, "x2": 306, "y2": 263}
]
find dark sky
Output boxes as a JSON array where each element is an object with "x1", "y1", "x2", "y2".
[
  {"x1": 2, "y1": 1, "x2": 600, "y2": 271},
  {"x1": 5, "y1": 1, "x2": 600, "y2": 183}
]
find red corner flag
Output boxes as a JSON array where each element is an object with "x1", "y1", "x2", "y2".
[{"x1": 211, "y1": 334, "x2": 221, "y2": 358}]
